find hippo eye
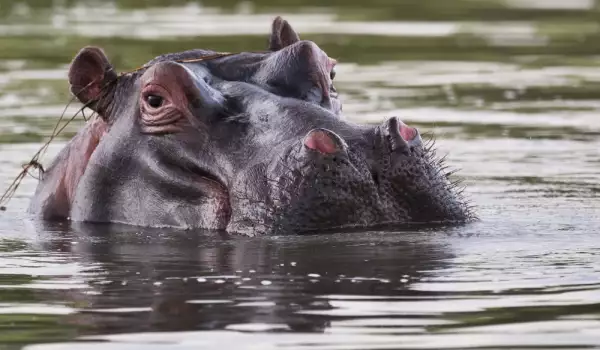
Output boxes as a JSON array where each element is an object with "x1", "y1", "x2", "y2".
[
  {"x1": 146, "y1": 94, "x2": 163, "y2": 108},
  {"x1": 330, "y1": 67, "x2": 336, "y2": 80}
]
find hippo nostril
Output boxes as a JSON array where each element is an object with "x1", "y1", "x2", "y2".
[
  {"x1": 303, "y1": 128, "x2": 347, "y2": 155},
  {"x1": 397, "y1": 120, "x2": 417, "y2": 142},
  {"x1": 382, "y1": 117, "x2": 422, "y2": 153}
]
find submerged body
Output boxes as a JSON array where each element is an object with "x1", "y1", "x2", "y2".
[{"x1": 28, "y1": 17, "x2": 472, "y2": 235}]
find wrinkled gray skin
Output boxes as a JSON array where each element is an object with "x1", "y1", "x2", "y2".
[{"x1": 28, "y1": 17, "x2": 473, "y2": 235}]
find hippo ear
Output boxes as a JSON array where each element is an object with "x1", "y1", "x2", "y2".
[
  {"x1": 68, "y1": 47, "x2": 118, "y2": 114},
  {"x1": 268, "y1": 16, "x2": 300, "y2": 51}
]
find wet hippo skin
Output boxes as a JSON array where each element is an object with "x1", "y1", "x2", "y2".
[{"x1": 28, "y1": 17, "x2": 473, "y2": 235}]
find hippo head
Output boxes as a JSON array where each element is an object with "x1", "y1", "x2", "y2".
[{"x1": 29, "y1": 17, "x2": 473, "y2": 235}]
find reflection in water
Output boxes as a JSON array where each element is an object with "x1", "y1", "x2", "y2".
[
  {"x1": 38, "y1": 222, "x2": 450, "y2": 336},
  {"x1": 0, "y1": 0, "x2": 600, "y2": 349},
  {"x1": 2, "y1": 215, "x2": 600, "y2": 349}
]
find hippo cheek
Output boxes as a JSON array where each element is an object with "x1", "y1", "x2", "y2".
[
  {"x1": 27, "y1": 117, "x2": 109, "y2": 220},
  {"x1": 133, "y1": 62, "x2": 233, "y2": 228}
]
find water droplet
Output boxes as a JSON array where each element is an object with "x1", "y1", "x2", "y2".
[
  {"x1": 197, "y1": 278, "x2": 207, "y2": 283},
  {"x1": 261, "y1": 280, "x2": 272, "y2": 286}
]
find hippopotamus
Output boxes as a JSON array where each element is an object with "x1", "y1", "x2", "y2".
[{"x1": 28, "y1": 17, "x2": 472, "y2": 235}]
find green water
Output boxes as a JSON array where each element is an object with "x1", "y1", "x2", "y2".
[{"x1": 0, "y1": 0, "x2": 599, "y2": 349}]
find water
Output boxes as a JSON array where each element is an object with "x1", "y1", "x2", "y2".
[{"x1": 1, "y1": 0, "x2": 600, "y2": 349}]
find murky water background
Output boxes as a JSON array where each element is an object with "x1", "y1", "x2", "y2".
[{"x1": 1, "y1": 0, "x2": 600, "y2": 349}]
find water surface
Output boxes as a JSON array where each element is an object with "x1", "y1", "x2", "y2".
[{"x1": 0, "y1": 1, "x2": 599, "y2": 349}]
